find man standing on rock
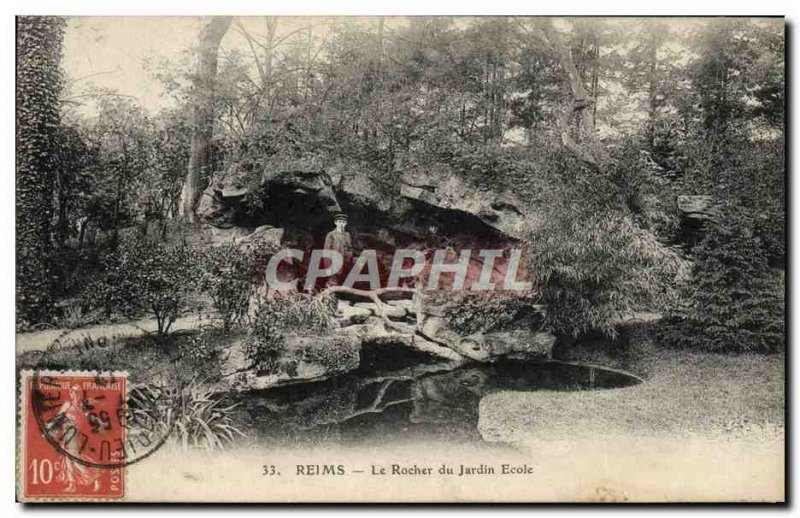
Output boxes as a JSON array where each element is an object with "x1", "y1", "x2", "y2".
[{"x1": 323, "y1": 213, "x2": 354, "y2": 286}]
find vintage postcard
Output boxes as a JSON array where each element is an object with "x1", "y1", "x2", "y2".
[{"x1": 15, "y1": 15, "x2": 785, "y2": 503}]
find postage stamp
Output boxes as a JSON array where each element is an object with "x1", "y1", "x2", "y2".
[{"x1": 18, "y1": 371, "x2": 127, "y2": 501}]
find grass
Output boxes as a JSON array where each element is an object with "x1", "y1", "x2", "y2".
[
  {"x1": 479, "y1": 345, "x2": 784, "y2": 441},
  {"x1": 129, "y1": 379, "x2": 246, "y2": 452},
  {"x1": 15, "y1": 327, "x2": 237, "y2": 387}
]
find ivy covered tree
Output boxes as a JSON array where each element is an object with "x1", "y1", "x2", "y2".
[{"x1": 16, "y1": 16, "x2": 66, "y2": 328}]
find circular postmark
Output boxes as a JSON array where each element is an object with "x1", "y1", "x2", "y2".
[{"x1": 29, "y1": 369, "x2": 178, "y2": 469}]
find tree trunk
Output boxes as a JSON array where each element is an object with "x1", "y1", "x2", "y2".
[
  {"x1": 647, "y1": 35, "x2": 658, "y2": 147},
  {"x1": 264, "y1": 16, "x2": 277, "y2": 80},
  {"x1": 540, "y1": 21, "x2": 608, "y2": 168},
  {"x1": 179, "y1": 16, "x2": 232, "y2": 222},
  {"x1": 377, "y1": 17, "x2": 385, "y2": 62}
]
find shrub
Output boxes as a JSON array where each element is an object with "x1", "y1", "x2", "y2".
[
  {"x1": 53, "y1": 301, "x2": 104, "y2": 329},
  {"x1": 661, "y1": 206, "x2": 784, "y2": 353},
  {"x1": 527, "y1": 211, "x2": 689, "y2": 340},
  {"x1": 296, "y1": 335, "x2": 359, "y2": 372},
  {"x1": 250, "y1": 292, "x2": 335, "y2": 334},
  {"x1": 177, "y1": 327, "x2": 224, "y2": 364},
  {"x1": 199, "y1": 243, "x2": 260, "y2": 331},
  {"x1": 88, "y1": 235, "x2": 199, "y2": 334},
  {"x1": 424, "y1": 291, "x2": 545, "y2": 336},
  {"x1": 462, "y1": 145, "x2": 688, "y2": 340},
  {"x1": 82, "y1": 250, "x2": 137, "y2": 319}
]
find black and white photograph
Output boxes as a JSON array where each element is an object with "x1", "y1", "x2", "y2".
[{"x1": 12, "y1": 10, "x2": 786, "y2": 503}]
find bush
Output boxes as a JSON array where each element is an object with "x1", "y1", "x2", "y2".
[
  {"x1": 661, "y1": 206, "x2": 784, "y2": 352},
  {"x1": 87, "y1": 235, "x2": 199, "y2": 334},
  {"x1": 54, "y1": 301, "x2": 104, "y2": 329},
  {"x1": 83, "y1": 250, "x2": 137, "y2": 318},
  {"x1": 424, "y1": 291, "x2": 545, "y2": 336},
  {"x1": 199, "y1": 243, "x2": 261, "y2": 331},
  {"x1": 177, "y1": 327, "x2": 225, "y2": 364},
  {"x1": 251, "y1": 292, "x2": 335, "y2": 335},
  {"x1": 296, "y1": 335, "x2": 358, "y2": 372},
  {"x1": 527, "y1": 211, "x2": 689, "y2": 340}
]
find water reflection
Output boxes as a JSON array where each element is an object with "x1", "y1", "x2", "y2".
[{"x1": 236, "y1": 360, "x2": 641, "y2": 447}]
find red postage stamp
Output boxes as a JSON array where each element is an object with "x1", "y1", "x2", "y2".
[{"x1": 18, "y1": 371, "x2": 127, "y2": 501}]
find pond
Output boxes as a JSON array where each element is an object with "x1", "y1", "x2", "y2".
[{"x1": 233, "y1": 343, "x2": 642, "y2": 448}]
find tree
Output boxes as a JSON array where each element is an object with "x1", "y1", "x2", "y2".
[
  {"x1": 689, "y1": 19, "x2": 783, "y2": 139},
  {"x1": 73, "y1": 97, "x2": 157, "y2": 241},
  {"x1": 179, "y1": 16, "x2": 232, "y2": 222},
  {"x1": 663, "y1": 205, "x2": 784, "y2": 352},
  {"x1": 52, "y1": 125, "x2": 92, "y2": 248},
  {"x1": 16, "y1": 16, "x2": 66, "y2": 327}
]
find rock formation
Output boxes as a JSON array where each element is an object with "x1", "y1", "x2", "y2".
[
  {"x1": 205, "y1": 163, "x2": 557, "y2": 392},
  {"x1": 195, "y1": 163, "x2": 533, "y2": 249}
]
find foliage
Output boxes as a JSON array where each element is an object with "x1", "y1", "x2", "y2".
[
  {"x1": 177, "y1": 326, "x2": 224, "y2": 364},
  {"x1": 252, "y1": 292, "x2": 336, "y2": 334},
  {"x1": 608, "y1": 139, "x2": 682, "y2": 240},
  {"x1": 678, "y1": 132, "x2": 784, "y2": 264},
  {"x1": 690, "y1": 19, "x2": 784, "y2": 135},
  {"x1": 199, "y1": 243, "x2": 261, "y2": 331},
  {"x1": 68, "y1": 98, "x2": 189, "y2": 233},
  {"x1": 16, "y1": 16, "x2": 66, "y2": 328},
  {"x1": 517, "y1": 148, "x2": 689, "y2": 338},
  {"x1": 531, "y1": 213, "x2": 688, "y2": 339},
  {"x1": 172, "y1": 379, "x2": 245, "y2": 451},
  {"x1": 130, "y1": 379, "x2": 245, "y2": 452},
  {"x1": 87, "y1": 235, "x2": 199, "y2": 333},
  {"x1": 54, "y1": 301, "x2": 105, "y2": 329},
  {"x1": 244, "y1": 292, "x2": 336, "y2": 373},
  {"x1": 296, "y1": 335, "x2": 358, "y2": 372},
  {"x1": 425, "y1": 291, "x2": 545, "y2": 336},
  {"x1": 661, "y1": 206, "x2": 784, "y2": 353}
]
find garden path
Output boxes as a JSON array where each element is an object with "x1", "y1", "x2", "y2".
[{"x1": 16, "y1": 314, "x2": 208, "y2": 353}]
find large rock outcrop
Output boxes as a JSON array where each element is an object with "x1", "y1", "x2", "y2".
[
  {"x1": 221, "y1": 288, "x2": 556, "y2": 392},
  {"x1": 196, "y1": 163, "x2": 537, "y2": 248}
]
